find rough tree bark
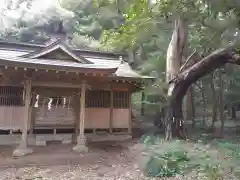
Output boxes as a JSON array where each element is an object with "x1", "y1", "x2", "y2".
[
  {"x1": 165, "y1": 17, "x2": 187, "y2": 139},
  {"x1": 183, "y1": 87, "x2": 195, "y2": 122},
  {"x1": 210, "y1": 74, "x2": 217, "y2": 132},
  {"x1": 165, "y1": 44, "x2": 239, "y2": 140},
  {"x1": 188, "y1": 86, "x2": 196, "y2": 128},
  {"x1": 218, "y1": 70, "x2": 225, "y2": 135},
  {"x1": 195, "y1": 80, "x2": 207, "y2": 124},
  {"x1": 200, "y1": 80, "x2": 207, "y2": 125},
  {"x1": 182, "y1": 51, "x2": 200, "y2": 126},
  {"x1": 166, "y1": 16, "x2": 187, "y2": 82}
]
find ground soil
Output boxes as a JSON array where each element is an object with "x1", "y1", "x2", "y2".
[
  {"x1": 0, "y1": 119, "x2": 238, "y2": 180},
  {"x1": 0, "y1": 139, "x2": 155, "y2": 180}
]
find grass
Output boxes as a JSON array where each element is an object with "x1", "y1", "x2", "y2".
[{"x1": 139, "y1": 134, "x2": 240, "y2": 180}]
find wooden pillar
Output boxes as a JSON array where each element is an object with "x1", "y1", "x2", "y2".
[
  {"x1": 29, "y1": 104, "x2": 35, "y2": 135},
  {"x1": 73, "y1": 81, "x2": 88, "y2": 153},
  {"x1": 74, "y1": 91, "x2": 80, "y2": 141},
  {"x1": 13, "y1": 79, "x2": 33, "y2": 157},
  {"x1": 109, "y1": 90, "x2": 113, "y2": 133},
  {"x1": 79, "y1": 82, "x2": 86, "y2": 138},
  {"x1": 128, "y1": 92, "x2": 132, "y2": 134}
]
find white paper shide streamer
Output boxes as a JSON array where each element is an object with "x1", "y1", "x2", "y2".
[{"x1": 48, "y1": 98, "x2": 53, "y2": 110}]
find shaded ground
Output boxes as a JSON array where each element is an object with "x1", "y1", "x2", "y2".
[
  {"x1": 0, "y1": 140, "x2": 150, "y2": 180},
  {"x1": 0, "y1": 118, "x2": 239, "y2": 180}
]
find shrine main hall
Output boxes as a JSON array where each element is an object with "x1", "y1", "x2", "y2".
[{"x1": 0, "y1": 38, "x2": 150, "y2": 157}]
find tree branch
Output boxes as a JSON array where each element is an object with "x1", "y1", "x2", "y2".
[
  {"x1": 169, "y1": 44, "x2": 238, "y2": 101},
  {"x1": 180, "y1": 49, "x2": 197, "y2": 73},
  {"x1": 165, "y1": 42, "x2": 240, "y2": 139}
]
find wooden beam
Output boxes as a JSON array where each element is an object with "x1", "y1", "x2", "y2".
[
  {"x1": 128, "y1": 92, "x2": 132, "y2": 134},
  {"x1": 24, "y1": 70, "x2": 34, "y2": 79},
  {"x1": 72, "y1": 81, "x2": 88, "y2": 152},
  {"x1": 109, "y1": 90, "x2": 113, "y2": 133},
  {"x1": 29, "y1": 106, "x2": 34, "y2": 135},
  {"x1": 33, "y1": 81, "x2": 110, "y2": 90},
  {"x1": 22, "y1": 79, "x2": 32, "y2": 146},
  {"x1": 79, "y1": 81, "x2": 86, "y2": 138},
  {"x1": 12, "y1": 79, "x2": 33, "y2": 156},
  {"x1": 0, "y1": 83, "x2": 22, "y2": 87},
  {"x1": 32, "y1": 82, "x2": 82, "y2": 88},
  {"x1": 74, "y1": 90, "x2": 81, "y2": 136}
]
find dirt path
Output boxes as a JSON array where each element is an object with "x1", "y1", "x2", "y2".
[{"x1": 0, "y1": 140, "x2": 155, "y2": 180}]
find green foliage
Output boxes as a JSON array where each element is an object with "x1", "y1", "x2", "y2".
[
  {"x1": 144, "y1": 150, "x2": 189, "y2": 177},
  {"x1": 3, "y1": 0, "x2": 240, "y2": 126},
  {"x1": 140, "y1": 137, "x2": 238, "y2": 179},
  {"x1": 97, "y1": 0, "x2": 240, "y2": 117},
  {"x1": 100, "y1": 0, "x2": 156, "y2": 50},
  {"x1": 225, "y1": 67, "x2": 240, "y2": 106},
  {"x1": 202, "y1": 164, "x2": 224, "y2": 180},
  {"x1": 140, "y1": 135, "x2": 157, "y2": 145},
  {"x1": 215, "y1": 140, "x2": 240, "y2": 164}
]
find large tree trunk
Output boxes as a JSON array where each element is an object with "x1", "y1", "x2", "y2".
[
  {"x1": 182, "y1": 52, "x2": 200, "y2": 124},
  {"x1": 183, "y1": 86, "x2": 195, "y2": 126},
  {"x1": 188, "y1": 88, "x2": 195, "y2": 119},
  {"x1": 200, "y1": 80, "x2": 207, "y2": 125},
  {"x1": 165, "y1": 45, "x2": 238, "y2": 139},
  {"x1": 232, "y1": 106, "x2": 236, "y2": 119},
  {"x1": 165, "y1": 85, "x2": 185, "y2": 140},
  {"x1": 210, "y1": 75, "x2": 217, "y2": 132},
  {"x1": 189, "y1": 86, "x2": 196, "y2": 127},
  {"x1": 196, "y1": 80, "x2": 207, "y2": 124},
  {"x1": 218, "y1": 70, "x2": 225, "y2": 135},
  {"x1": 166, "y1": 17, "x2": 187, "y2": 82},
  {"x1": 165, "y1": 17, "x2": 187, "y2": 138}
]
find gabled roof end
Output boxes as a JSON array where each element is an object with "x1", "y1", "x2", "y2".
[{"x1": 22, "y1": 39, "x2": 92, "y2": 64}]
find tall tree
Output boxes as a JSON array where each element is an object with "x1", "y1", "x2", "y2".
[{"x1": 96, "y1": 0, "x2": 240, "y2": 139}]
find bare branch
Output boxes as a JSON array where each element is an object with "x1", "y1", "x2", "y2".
[{"x1": 179, "y1": 49, "x2": 197, "y2": 73}]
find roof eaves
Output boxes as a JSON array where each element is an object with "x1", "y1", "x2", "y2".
[
  {"x1": 74, "y1": 48, "x2": 127, "y2": 56},
  {"x1": 0, "y1": 40, "x2": 128, "y2": 59},
  {"x1": 0, "y1": 47, "x2": 32, "y2": 53},
  {"x1": 21, "y1": 39, "x2": 92, "y2": 64},
  {"x1": 0, "y1": 57, "x2": 117, "y2": 73},
  {"x1": 0, "y1": 40, "x2": 45, "y2": 48},
  {"x1": 112, "y1": 62, "x2": 157, "y2": 80}
]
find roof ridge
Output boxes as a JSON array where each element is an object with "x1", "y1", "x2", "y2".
[
  {"x1": 0, "y1": 40, "x2": 45, "y2": 47},
  {"x1": 21, "y1": 39, "x2": 92, "y2": 64},
  {"x1": 0, "y1": 40, "x2": 127, "y2": 57},
  {"x1": 20, "y1": 38, "x2": 61, "y2": 58}
]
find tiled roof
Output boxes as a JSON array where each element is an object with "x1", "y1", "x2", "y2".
[
  {"x1": 86, "y1": 57, "x2": 120, "y2": 66},
  {"x1": 0, "y1": 57, "x2": 118, "y2": 73},
  {"x1": 21, "y1": 39, "x2": 92, "y2": 64},
  {"x1": 0, "y1": 40, "x2": 126, "y2": 58},
  {"x1": 115, "y1": 62, "x2": 142, "y2": 78},
  {"x1": 86, "y1": 58, "x2": 145, "y2": 78},
  {"x1": 0, "y1": 40, "x2": 154, "y2": 80},
  {"x1": 0, "y1": 49, "x2": 29, "y2": 58}
]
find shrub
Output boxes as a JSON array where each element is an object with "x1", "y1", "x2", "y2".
[
  {"x1": 140, "y1": 134, "x2": 158, "y2": 145},
  {"x1": 144, "y1": 150, "x2": 189, "y2": 177},
  {"x1": 140, "y1": 137, "x2": 234, "y2": 179},
  {"x1": 202, "y1": 164, "x2": 224, "y2": 180}
]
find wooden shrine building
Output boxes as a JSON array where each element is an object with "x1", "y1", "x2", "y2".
[{"x1": 0, "y1": 38, "x2": 150, "y2": 156}]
